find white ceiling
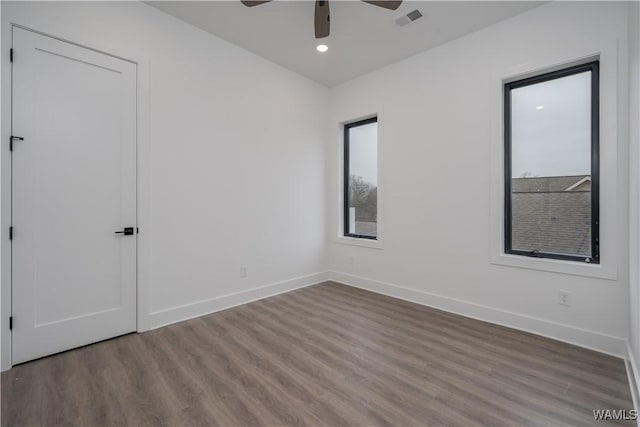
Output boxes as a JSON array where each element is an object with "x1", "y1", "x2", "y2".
[{"x1": 147, "y1": 0, "x2": 543, "y2": 87}]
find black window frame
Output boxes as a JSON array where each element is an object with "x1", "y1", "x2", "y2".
[
  {"x1": 344, "y1": 116, "x2": 378, "y2": 240},
  {"x1": 504, "y1": 61, "x2": 600, "y2": 264}
]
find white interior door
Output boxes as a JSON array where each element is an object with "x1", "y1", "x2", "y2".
[{"x1": 11, "y1": 27, "x2": 137, "y2": 364}]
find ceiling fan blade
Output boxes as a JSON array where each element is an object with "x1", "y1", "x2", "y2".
[
  {"x1": 361, "y1": 1, "x2": 402, "y2": 10},
  {"x1": 241, "y1": 1, "x2": 272, "y2": 6},
  {"x1": 315, "y1": 0, "x2": 330, "y2": 39}
]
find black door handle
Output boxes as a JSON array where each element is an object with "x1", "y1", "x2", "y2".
[{"x1": 115, "y1": 227, "x2": 134, "y2": 236}]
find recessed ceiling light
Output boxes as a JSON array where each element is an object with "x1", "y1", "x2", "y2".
[
  {"x1": 536, "y1": 105, "x2": 544, "y2": 110},
  {"x1": 316, "y1": 44, "x2": 328, "y2": 53}
]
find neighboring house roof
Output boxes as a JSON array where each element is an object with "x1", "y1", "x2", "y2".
[
  {"x1": 564, "y1": 176, "x2": 591, "y2": 191},
  {"x1": 510, "y1": 176, "x2": 592, "y2": 258},
  {"x1": 511, "y1": 175, "x2": 589, "y2": 193}
]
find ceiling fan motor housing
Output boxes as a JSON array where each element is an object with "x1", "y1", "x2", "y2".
[{"x1": 241, "y1": 0, "x2": 403, "y2": 39}]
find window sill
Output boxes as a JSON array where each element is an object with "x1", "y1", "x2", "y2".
[
  {"x1": 334, "y1": 236, "x2": 384, "y2": 250},
  {"x1": 490, "y1": 252, "x2": 616, "y2": 281}
]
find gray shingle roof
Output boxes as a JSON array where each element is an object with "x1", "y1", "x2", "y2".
[
  {"x1": 512, "y1": 175, "x2": 588, "y2": 193},
  {"x1": 510, "y1": 176, "x2": 592, "y2": 257}
]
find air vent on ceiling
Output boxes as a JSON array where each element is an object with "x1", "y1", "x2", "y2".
[{"x1": 396, "y1": 9, "x2": 423, "y2": 27}]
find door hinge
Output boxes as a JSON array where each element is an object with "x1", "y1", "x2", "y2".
[
  {"x1": 10, "y1": 136, "x2": 24, "y2": 151},
  {"x1": 9, "y1": 316, "x2": 12, "y2": 330},
  {"x1": 9, "y1": 226, "x2": 13, "y2": 241},
  {"x1": 9, "y1": 48, "x2": 13, "y2": 63}
]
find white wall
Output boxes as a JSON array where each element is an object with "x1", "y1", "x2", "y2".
[
  {"x1": 328, "y1": 1, "x2": 631, "y2": 356},
  {"x1": 1, "y1": 1, "x2": 329, "y2": 369},
  {"x1": 628, "y1": 0, "x2": 640, "y2": 389}
]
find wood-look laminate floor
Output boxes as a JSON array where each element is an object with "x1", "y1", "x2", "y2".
[{"x1": 1, "y1": 281, "x2": 634, "y2": 426}]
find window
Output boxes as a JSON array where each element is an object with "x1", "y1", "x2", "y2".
[
  {"x1": 344, "y1": 117, "x2": 378, "y2": 239},
  {"x1": 504, "y1": 61, "x2": 599, "y2": 263}
]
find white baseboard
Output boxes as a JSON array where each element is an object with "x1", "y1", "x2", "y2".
[
  {"x1": 329, "y1": 271, "x2": 627, "y2": 358},
  {"x1": 148, "y1": 271, "x2": 330, "y2": 330},
  {"x1": 626, "y1": 341, "x2": 640, "y2": 425}
]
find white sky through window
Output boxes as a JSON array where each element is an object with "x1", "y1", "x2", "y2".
[
  {"x1": 349, "y1": 122, "x2": 378, "y2": 186},
  {"x1": 511, "y1": 71, "x2": 591, "y2": 178}
]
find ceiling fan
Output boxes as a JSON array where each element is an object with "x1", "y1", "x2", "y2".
[{"x1": 241, "y1": 1, "x2": 403, "y2": 39}]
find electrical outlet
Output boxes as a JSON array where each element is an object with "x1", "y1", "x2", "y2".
[
  {"x1": 558, "y1": 290, "x2": 571, "y2": 307},
  {"x1": 240, "y1": 265, "x2": 248, "y2": 278}
]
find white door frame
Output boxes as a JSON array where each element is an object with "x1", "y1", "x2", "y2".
[{"x1": 0, "y1": 21, "x2": 152, "y2": 371}]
